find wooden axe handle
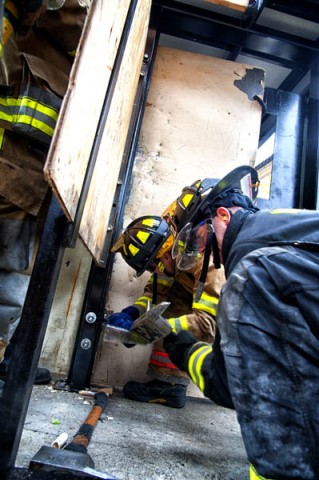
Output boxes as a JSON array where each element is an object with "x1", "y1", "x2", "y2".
[
  {"x1": 66, "y1": 392, "x2": 108, "y2": 451},
  {"x1": 79, "y1": 387, "x2": 113, "y2": 397}
]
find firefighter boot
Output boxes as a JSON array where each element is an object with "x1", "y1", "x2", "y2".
[
  {"x1": 0, "y1": 343, "x2": 52, "y2": 384},
  {"x1": 123, "y1": 379, "x2": 187, "y2": 408}
]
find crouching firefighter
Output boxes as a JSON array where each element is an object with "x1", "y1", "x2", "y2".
[
  {"x1": 107, "y1": 178, "x2": 227, "y2": 408},
  {"x1": 163, "y1": 165, "x2": 319, "y2": 480}
]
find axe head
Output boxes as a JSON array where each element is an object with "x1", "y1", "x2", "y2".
[{"x1": 30, "y1": 445, "x2": 116, "y2": 479}]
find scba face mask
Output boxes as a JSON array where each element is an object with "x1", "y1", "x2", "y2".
[{"x1": 172, "y1": 221, "x2": 214, "y2": 271}]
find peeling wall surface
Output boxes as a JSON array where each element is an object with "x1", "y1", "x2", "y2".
[
  {"x1": 40, "y1": 241, "x2": 92, "y2": 375},
  {"x1": 92, "y1": 47, "x2": 264, "y2": 392}
]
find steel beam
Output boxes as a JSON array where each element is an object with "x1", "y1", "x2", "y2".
[
  {"x1": 0, "y1": 195, "x2": 67, "y2": 474},
  {"x1": 257, "y1": 88, "x2": 306, "y2": 209},
  {"x1": 301, "y1": 58, "x2": 319, "y2": 209}
]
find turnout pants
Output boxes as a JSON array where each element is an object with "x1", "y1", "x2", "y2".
[
  {"x1": 0, "y1": 209, "x2": 35, "y2": 361},
  {"x1": 218, "y1": 246, "x2": 319, "y2": 480}
]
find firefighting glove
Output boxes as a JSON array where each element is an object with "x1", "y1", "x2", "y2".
[
  {"x1": 107, "y1": 305, "x2": 140, "y2": 330},
  {"x1": 163, "y1": 330, "x2": 198, "y2": 372}
]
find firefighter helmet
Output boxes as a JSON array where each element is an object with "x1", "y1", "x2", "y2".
[
  {"x1": 111, "y1": 215, "x2": 172, "y2": 276},
  {"x1": 162, "y1": 178, "x2": 219, "y2": 232},
  {"x1": 172, "y1": 166, "x2": 260, "y2": 271}
]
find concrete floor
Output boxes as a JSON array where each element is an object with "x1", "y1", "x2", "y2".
[{"x1": 12, "y1": 383, "x2": 249, "y2": 480}]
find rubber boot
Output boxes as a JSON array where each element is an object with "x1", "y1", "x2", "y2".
[{"x1": 123, "y1": 379, "x2": 187, "y2": 408}]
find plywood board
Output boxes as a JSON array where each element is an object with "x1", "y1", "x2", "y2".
[
  {"x1": 125, "y1": 47, "x2": 264, "y2": 221},
  {"x1": 44, "y1": 0, "x2": 152, "y2": 265},
  {"x1": 205, "y1": 0, "x2": 248, "y2": 12},
  {"x1": 44, "y1": 0, "x2": 131, "y2": 219},
  {"x1": 78, "y1": 0, "x2": 151, "y2": 265}
]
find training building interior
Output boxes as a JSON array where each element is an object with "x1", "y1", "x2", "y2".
[{"x1": 0, "y1": 0, "x2": 319, "y2": 479}]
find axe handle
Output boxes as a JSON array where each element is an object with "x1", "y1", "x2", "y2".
[{"x1": 66, "y1": 392, "x2": 108, "y2": 451}]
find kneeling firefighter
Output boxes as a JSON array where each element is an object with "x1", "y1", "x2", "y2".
[{"x1": 107, "y1": 178, "x2": 228, "y2": 408}]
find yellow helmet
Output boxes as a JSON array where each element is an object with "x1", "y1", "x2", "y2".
[{"x1": 162, "y1": 178, "x2": 219, "y2": 232}]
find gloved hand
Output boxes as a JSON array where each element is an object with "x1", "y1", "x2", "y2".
[
  {"x1": 106, "y1": 305, "x2": 139, "y2": 330},
  {"x1": 163, "y1": 330, "x2": 198, "y2": 371}
]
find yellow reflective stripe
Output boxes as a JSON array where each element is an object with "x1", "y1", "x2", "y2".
[
  {"x1": 154, "y1": 276, "x2": 174, "y2": 288},
  {"x1": 136, "y1": 230, "x2": 150, "y2": 244},
  {"x1": 134, "y1": 296, "x2": 151, "y2": 309},
  {"x1": 0, "y1": 96, "x2": 58, "y2": 137},
  {"x1": 0, "y1": 128, "x2": 4, "y2": 149},
  {"x1": 193, "y1": 291, "x2": 219, "y2": 316},
  {"x1": 188, "y1": 344, "x2": 212, "y2": 392},
  {"x1": 128, "y1": 243, "x2": 139, "y2": 256},
  {"x1": 249, "y1": 465, "x2": 273, "y2": 480},
  {"x1": 270, "y1": 209, "x2": 301, "y2": 215},
  {"x1": 168, "y1": 315, "x2": 188, "y2": 333},
  {"x1": 0, "y1": 110, "x2": 12, "y2": 122},
  {"x1": 13, "y1": 114, "x2": 54, "y2": 137},
  {"x1": 0, "y1": 96, "x2": 58, "y2": 120},
  {"x1": 16, "y1": 97, "x2": 58, "y2": 120},
  {"x1": 0, "y1": 97, "x2": 16, "y2": 106}
]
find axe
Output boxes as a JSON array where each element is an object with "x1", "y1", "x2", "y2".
[{"x1": 29, "y1": 391, "x2": 117, "y2": 479}]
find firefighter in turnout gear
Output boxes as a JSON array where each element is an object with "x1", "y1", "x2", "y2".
[
  {"x1": 163, "y1": 166, "x2": 319, "y2": 479},
  {"x1": 0, "y1": 0, "x2": 90, "y2": 389},
  {"x1": 108, "y1": 179, "x2": 226, "y2": 408}
]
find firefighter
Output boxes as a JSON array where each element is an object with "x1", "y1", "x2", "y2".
[
  {"x1": 108, "y1": 180, "x2": 228, "y2": 409},
  {"x1": 163, "y1": 167, "x2": 319, "y2": 480},
  {"x1": 0, "y1": 0, "x2": 90, "y2": 390}
]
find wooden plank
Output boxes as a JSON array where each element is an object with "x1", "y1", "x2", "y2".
[
  {"x1": 45, "y1": 0, "x2": 152, "y2": 265},
  {"x1": 78, "y1": 0, "x2": 152, "y2": 264},
  {"x1": 204, "y1": 0, "x2": 249, "y2": 12},
  {"x1": 44, "y1": 0, "x2": 132, "y2": 221}
]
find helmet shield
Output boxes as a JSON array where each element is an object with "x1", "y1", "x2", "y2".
[{"x1": 172, "y1": 221, "x2": 214, "y2": 271}]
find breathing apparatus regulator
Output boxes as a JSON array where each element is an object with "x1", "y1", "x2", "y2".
[{"x1": 171, "y1": 165, "x2": 260, "y2": 282}]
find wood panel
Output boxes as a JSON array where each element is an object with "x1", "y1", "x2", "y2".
[
  {"x1": 124, "y1": 47, "x2": 264, "y2": 222},
  {"x1": 204, "y1": 0, "x2": 249, "y2": 12},
  {"x1": 44, "y1": 0, "x2": 152, "y2": 264},
  {"x1": 78, "y1": 0, "x2": 152, "y2": 265}
]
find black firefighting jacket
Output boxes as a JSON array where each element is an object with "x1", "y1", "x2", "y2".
[
  {"x1": 222, "y1": 208, "x2": 319, "y2": 276},
  {"x1": 186, "y1": 208, "x2": 319, "y2": 410}
]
